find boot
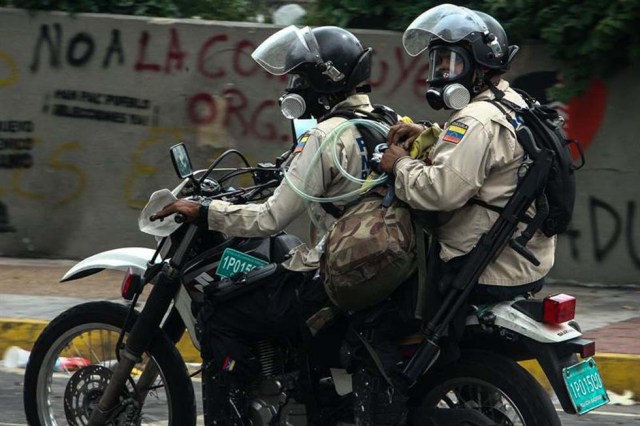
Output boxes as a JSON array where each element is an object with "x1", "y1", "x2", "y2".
[
  {"x1": 203, "y1": 363, "x2": 250, "y2": 426},
  {"x1": 352, "y1": 369, "x2": 408, "y2": 426}
]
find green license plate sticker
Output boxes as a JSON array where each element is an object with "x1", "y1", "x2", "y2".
[
  {"x1": 563, "y1": 357, "x2": 609, "y2": 415},
  {"x1": 216, "y1": 248, "x2": 268, "y2": 278}
]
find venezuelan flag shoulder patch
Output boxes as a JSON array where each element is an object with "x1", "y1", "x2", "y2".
[
  {"x1": 294, "y1": 133, "x2": 310, "y2": 154},
  {"x1": 442, "y1": 121, "x2": 469, "y2": 144}
]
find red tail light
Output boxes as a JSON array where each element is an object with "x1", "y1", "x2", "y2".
[
  {"x1": 543, "y1": 293, "x2": 576, "y2": 324},
  {"x1": 121, "y1": 267, "x2": 141, "y2": 300},
  {"x1": 581, "y1": 340, "x2": 596, "y2": 358}
]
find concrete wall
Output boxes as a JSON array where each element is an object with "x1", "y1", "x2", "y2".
[{"x1": 0, "y1": 8, "x2": 637, "y2": 285}]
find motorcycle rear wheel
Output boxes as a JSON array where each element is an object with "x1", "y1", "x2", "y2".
[
  {"x1": 412, "y1": 350, "x2": 561, "y2": 426},
  {"x1": 23, "y1": 301, "x2": 196, "y2": 426}
]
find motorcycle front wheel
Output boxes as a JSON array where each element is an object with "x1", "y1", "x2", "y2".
[
  {"x1": 23, "y1": 301, "x2": 196, "y2": 426},
  {"x1": 411, "y1": 349, "x2": 561, "y2": 426}
]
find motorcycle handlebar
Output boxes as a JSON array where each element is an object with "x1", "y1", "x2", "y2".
[{"x1": 149, "y1": 213, "x2": 186, "y2": 223}]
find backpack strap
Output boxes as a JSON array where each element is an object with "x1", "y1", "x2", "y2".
[
  {"x1": 478, "y1": 97, "x2": 553, "y2": 249},
  {"x1": 484, "y1": 98, "x2": 521, "y2": 129},
  {"x1": 466, "y1": 98, "x2": 534, "y2": 224},
  {"x1": 320, "y1": 181, "x2": 392, "y2": 219},
  {"x1": 321, "y1": 106, "x2": 397, "y2": 155},
  {"x1": 316, "y1": 108, "x2": 364, "y2": 218},
  {"x1": 320, "y1": 201, "x2": 345, "y2": 219},
  {"x1": 371, "y1": 104, "x2": 401, "y2": 126},
  {"x1": 485, "y1": 80, "x2": 526, "y2": 114},
  {"x1": 318, "y1": 106, "x2": 398, "y2": 218}
]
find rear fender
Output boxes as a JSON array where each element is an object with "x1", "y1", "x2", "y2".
[
  {"x1": 466, "y1": 302, "x2": 582, "y2": 343},
  {"x1": 60, "y1": 247, "x2": 156, "y2": 282},
  {"x1": 523, "y1": 337, "x2": 594, "y2": 414},
  {"x1": 467, "y1": 302, "x2": 590, "y2": 414}
]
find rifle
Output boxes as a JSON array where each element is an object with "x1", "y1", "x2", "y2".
[{"x1": 401, "y1": 126, "x2": 554, "y2": 387}]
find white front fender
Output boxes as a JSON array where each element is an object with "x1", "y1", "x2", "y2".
[{"x1": 60, "y1": 247, "x2": 156, "y2": 282}]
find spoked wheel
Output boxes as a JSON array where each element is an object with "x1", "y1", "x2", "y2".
[
  {"x1": 412, "y1": 350, "x2": 561, "y2": 426},
  {"x1": 24, "y1": 301, "x2": 196, "y2": 425}
]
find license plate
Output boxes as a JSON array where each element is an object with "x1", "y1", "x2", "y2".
[
  {"x1": 216, "y1": 248, "x2": 268, "y2": 278},
  {"x1": 563, "y1": 357, "x2": 609, "y2": 415}
]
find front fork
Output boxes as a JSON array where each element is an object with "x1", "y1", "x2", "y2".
[
  {"x1": 136, "y1": 308, "x2": 187, "y2": 404},
  {"x1": 88, "y1": 265, "x2": 183, "y2": 424}
]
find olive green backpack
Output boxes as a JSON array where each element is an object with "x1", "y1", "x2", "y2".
[
  {"x1": 320, "y1": 185, "x2": 417, "y2": 311},
  {"x1": 316, "y1": 105, "x2": 417, "y2": 311}
]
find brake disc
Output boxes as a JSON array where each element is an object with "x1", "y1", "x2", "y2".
[{"x1": 63, "y1": 365, "x2": 138, "y2": 425}]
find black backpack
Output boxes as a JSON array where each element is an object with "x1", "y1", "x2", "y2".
[
  {"x1": 322, "y1": 104, "x2": 399, "y2": 161},
  {"x1": 484, "y1": 88, "x2": 585, "y2": 237},
  {"x1": 317, "y1": 104, "x2": 399, "y2": 218}
]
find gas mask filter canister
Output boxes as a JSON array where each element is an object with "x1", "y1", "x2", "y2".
[
  {"x1": 426, "y1": 83, "x2": 471, "y2": 111},
  {"x1": 279, "y1": 93, "x2": 307, "y2": 119}
]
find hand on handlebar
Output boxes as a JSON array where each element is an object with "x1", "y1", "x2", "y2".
[{"x1": 152, "y1": 199, "x2": 202, "y2": 225}]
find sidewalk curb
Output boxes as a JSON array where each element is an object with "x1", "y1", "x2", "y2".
[{"x1": 2, "y1": 318, "x2": 638, "y2": 400}]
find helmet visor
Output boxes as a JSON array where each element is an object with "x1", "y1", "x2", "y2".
[
  {"x1": 427, "y1": 46, "x2": 470, "y2": 84},
  {"x1": 403, "y1": 4, "x2": 487, "y2": 56},
  {"x1": 251, "y1": 25, "x2": 322, "y2": 75}
]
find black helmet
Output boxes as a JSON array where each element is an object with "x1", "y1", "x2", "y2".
[
  {"x1": 470, "y1": 10, "x2": 519, "y2": 71},
  {"x1": 403, "y1": 4, "x2": 518, "y2": 73},
  {"x1": 252, "y1": 25, "x2": 372, "y2": 94}
]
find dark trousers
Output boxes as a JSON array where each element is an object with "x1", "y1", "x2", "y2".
[
  {"x1": 198, "y1": 270, "x2": 327, "y2": 383},
  {"x1": 347, "y1": 274, "x2": 421, "y2": 390}
]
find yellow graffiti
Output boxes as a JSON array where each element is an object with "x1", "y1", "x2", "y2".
[
  {"x1": 125, "y1": 127, "x2": 188, "y2": 209},
  {"x1": 11, "y1": 139, "x2": 86, "y2": 206},
  {"x1": 48, "y1": 142, "x2": 86, "y2": 207},
  {"x1": 0, "y1": 51, "x2": 19, "y2": 89},
  {"x1": 10, "y1": 170, "x2": 45, "y2": 200},
  {"x1": 11, "y1": 137, "x2": 44, "y2": 201},
  {"x1": 125, "y1": 125, "x2": 258, "y2": 208}
]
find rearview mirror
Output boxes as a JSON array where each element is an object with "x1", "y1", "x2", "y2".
[{"x1": 170, "y1": 143, "x2": 193, "y2": 179}]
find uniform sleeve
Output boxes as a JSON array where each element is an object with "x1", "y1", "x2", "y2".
[
  {"x1": 206, "y1": 130, "x2": 329, "y2": 237},
  {"x1": 393, "y1": 116, "x2": 493, "y2": 211}
]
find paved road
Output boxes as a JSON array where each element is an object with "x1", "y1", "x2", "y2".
[
  {"x1": 1, "y1": 258, "x2": 638, "y2": 423},
  {"x1": 1, "y1": 366, "x2": 205, "y2": 425},
  {"x1": 2, "y1": 367, "x2": 637, "y2": 425}
]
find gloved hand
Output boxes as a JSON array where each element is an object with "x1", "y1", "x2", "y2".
[{"x1": 407, "y1": 124, "x2": 441, "y2": 160}]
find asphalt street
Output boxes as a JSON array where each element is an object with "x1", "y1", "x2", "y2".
[
  {"x1": 1, "y1": 258, "x2": 638, "y2": 424},
  {"x1": 1, "y1": 367, "x2": 638, "y2": 425}
]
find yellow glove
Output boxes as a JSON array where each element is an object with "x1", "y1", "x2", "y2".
[{"x1": 409, "y1": 123, "x2": 441, "y2": 160}]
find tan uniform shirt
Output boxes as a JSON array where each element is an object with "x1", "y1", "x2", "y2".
[
  {"x1": 393, "y1": 80, "x2": 556, "y2": 285},
  {"x1": 206, "y1": 94, "x2": 374, "y2": 269}
]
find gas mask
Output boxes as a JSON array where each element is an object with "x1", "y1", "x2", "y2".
[
  {"x1": 425, "y1": 45, "x2": 476, "y2": 110},
  {"x1": 426, "y1": 84, "x2": 471, "y2": 110},
  {"x1": 279, "y1": 74, "x2": 332, "y2": 120}
]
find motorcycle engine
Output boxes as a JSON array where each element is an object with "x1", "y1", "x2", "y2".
[
  {"x1": 249, "y1": 378, "x2": 308, "y2": 426},
  {"x1": 248, "y1": 340, "x2": 308, "y2": 426}
]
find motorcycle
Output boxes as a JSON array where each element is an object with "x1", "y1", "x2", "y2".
[{"x1": 23, "y1": 142, "x2": 609, "y2": 425}]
